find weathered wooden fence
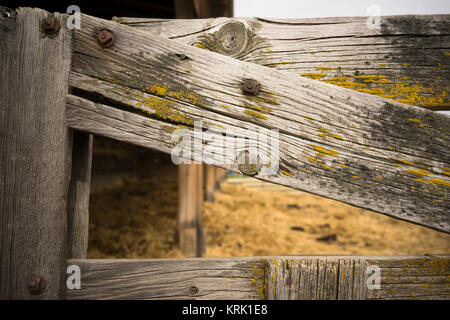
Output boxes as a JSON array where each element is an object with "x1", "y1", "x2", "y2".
[{"x1": 0, "y1": 7, "x2": 449, "y2": 299}]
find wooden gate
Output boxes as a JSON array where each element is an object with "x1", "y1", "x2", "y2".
[{"x1": 0, "y1": 7, "x2": 449, "y2": 299}]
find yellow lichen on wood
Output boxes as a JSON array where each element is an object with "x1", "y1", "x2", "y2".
[
  {"x1": 430, "y1": 179, "x2": 450, "y2": 187},
  {"x1": 244, "y1": 103, "x2": 273, "y2": 114},
  {"x1": 315, "y1": 72, "x2": 448, "y2": 107},
  {"x1": 312, "y1": 145, "x2": 339, "y2": 157},
  {"x1": 281, "y1": 170, "x2": 293, "y2": 177},
  {"x1": 408, "y1": 169, "x2": 431, "y2": 176},
  {"x1": 300, "y1": 73, "x2": 327, "y2": 80},
  {"x1": 395, "y1": 159, "x2": 413, "y2": 166},
  {"x1": 315, "y1": 66, "x2": 338, "y2": 71},
  {"x1": 145, "y1": 85, "x2": 168, "y2": 97},
  {"x1": 136, "y1": 95, "x2": 194, "y2": 126},
  {"x1": 243, "y1": 109, "x2": 267, "y2": 120},
  {"x1": 414, "y1": 178, "x2": 450, "y2": 187}
]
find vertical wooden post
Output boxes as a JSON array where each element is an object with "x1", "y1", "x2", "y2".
[
  {"x1": 175, "y1": 0, "x2": 232, "y2": 257},
  {"x1": 0, "y1": 8, "x2": 72, "y2": 299},
  {"x1": 214, "y1": 167, "x2": 227, "y2": 191},
  {"x1": 67, "y1": 132, "x2": 93, "y2": 259},
  {"x1": 205, "y1": 165, "x2": 216, "y2": 202},
  {"x1": 178, "y1": 163, "x2": 204, "y2": 257}
]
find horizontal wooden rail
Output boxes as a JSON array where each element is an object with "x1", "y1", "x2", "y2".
[
  {"x1": 116, "y1": 15, "x2": 450, "y2": 110},
  {"x1": 68, "y1": 13, "x2": 450, "y2": 232},
  {"x1": 67, "y1": 255, "x2": 450, "y2": 300}
]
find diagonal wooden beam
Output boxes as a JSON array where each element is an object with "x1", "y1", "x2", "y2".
[
  {"x1": 67, "y1": 13, "x2": 450, "y2": 232},
  {"x1": 116, "y1": 15, "x2": 450, "y2": 110}
]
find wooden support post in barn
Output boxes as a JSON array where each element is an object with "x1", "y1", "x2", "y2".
[
  {"x1": 178, "y1": 163, "x2": 205, "y2": 257},
  {"x1": 214, "y1": 167, "x2": 227, "y2": 191},
  {"x1": 205, "y1": 165, "x2": 216, "y2": 202},
  {"x1": 0, "y1": 8, "x2": 73, "y2": 299},
  {"x1": 174, "y1": 0, "x2": 232, "y2": 255},
  {"x1": 67, "y1": 132, "x2": 93, "y2": 259}
]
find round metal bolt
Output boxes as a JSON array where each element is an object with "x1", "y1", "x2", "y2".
[
  {"x1": 242, "y1": 79, "x2": 261, "y2": 96},
  {"x1": 189, "y1": 286, "x2": 199, "y2": 296},
  {"x1": 42, "y1": 16, "x2": 60, "y2": 35},
  {"x1": 28, "y1": 274, "x2": 46, "y2": 295},
  {"x1": 97, "y1": 30, "x2": 115, "y2": 48},
  {"x1": 236, "y1": 150, "x2": 261, "y2": 176}
]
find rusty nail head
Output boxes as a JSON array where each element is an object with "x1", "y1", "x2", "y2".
[
  {"x1": 189, "y1": 286, "x2": 199, "y2": 296},
  {"x1": 42, "y1": 16, "x2": 60, "y2": 35},
  {"x1": 97, "y1": 30, "x2": 115, "y2": 48},
  {"x1": 28, "y1": 274, "x2": 46, "y2": 295},
  {"x1": 242, "y1": 79, "x2": 261, "y2": 96}
]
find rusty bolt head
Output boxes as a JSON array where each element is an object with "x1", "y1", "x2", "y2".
[
  {"x1": 42, "y1": 16, "x2": 60, "y2": 35},
  {"x1": 28, "y1": 275, "x2": 46, "y2": 295},
  {"x1": 97, "y1": 30, "x2": 115, "y2": 48},
  {"x1": 242, "y1": 79, "x2": 261, "y2": 96},
  {"x1": 189, "y1": 286, "x2": 199, "y2": 296}
]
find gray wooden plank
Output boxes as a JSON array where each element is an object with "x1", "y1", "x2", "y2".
[
  {"x1": 0, "y1": 8, "x2": 73, "y2": 299},
  {"x1": 67, "y1": 131, "x2": 93, "y2": 259},
  {"x1": 116, "y1": 15, "x2": 450, "y2": 110},
  {"x1": 67, "y1": 255, "x2": 449, "y2": 300}
]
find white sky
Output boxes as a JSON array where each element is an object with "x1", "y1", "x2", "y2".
[{"x1": 234, "y1": 0, "x2": 450, "y2": 18}]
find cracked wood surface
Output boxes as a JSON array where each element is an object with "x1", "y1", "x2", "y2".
[
  {"x1": 68, "y1": 13, "x2": 450, "y2": 233},
  {"x1": 116, "y1": 15, "x2": 450, "y2": 110},
  {"x1": 67, "y1": 255, "x2": 449, "y2": 300}
]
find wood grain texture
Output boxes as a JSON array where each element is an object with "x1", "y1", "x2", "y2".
[
  {"x1": 66, "y1": 255, "x2": 449, "y2": 300},
  {"x1": 68, "y1": 13, "x2": 450, "y2": 232},
  {"x1": 116, "y1": 15, "x2": 450, "y2": 110},
  {"x1": 0, "y1": 8, "x2": 73, "y2": 299},
  {"x1": 66, "y1": 257, "x2": 266, "y2": 299},
  {"x1": 178, "y1": 163, "x2": 205, "y2": 257},
  {"x1": 267, "y1": 256, "x2": 449, "y2": 300},
  {"x1": 67, "y1": 131, "x2": 93, "y2": 258}
]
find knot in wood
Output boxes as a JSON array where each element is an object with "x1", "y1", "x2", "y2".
[
  {"x1": 242, "y1": 79, "x2": 261, "y2": 96},
  {"x1": 189, "y1": 286, "x2": 199, "y2": 296},
  {"x1": 97, "y1": 30, "x2": 115, "y2": 48},
  {"x1": 28, "y1": 274, "x2": 46, "y2": 295},
  {"x1": 236, "y1": 150, "x2": 261, "y2": 176},
  {"x1": 42, "y1": 16, "x2": 60, "y2": 35},
  {"x1": 216, "y1": 21, "x2": 248, "y2": 56}
]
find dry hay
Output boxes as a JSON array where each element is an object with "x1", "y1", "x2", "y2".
[{"x1": 88, "y1": 177, "x2": 450, "y2": 259}]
